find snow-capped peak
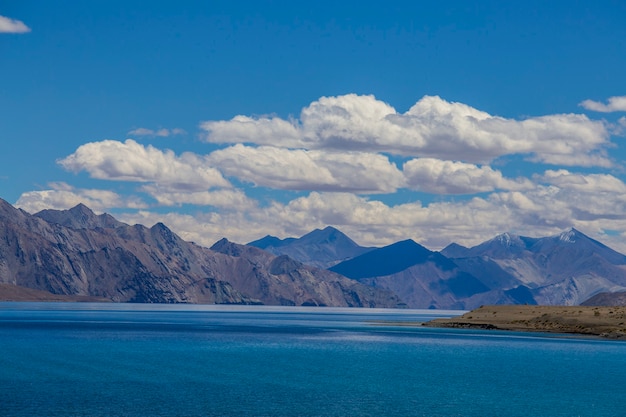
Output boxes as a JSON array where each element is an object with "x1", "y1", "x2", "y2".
[
  {"x1": 558, "y1": 228, "x2": 578, "y2": 243},
  {"x1": 496, "y1": 232, "x2": 513, "y2": 246}
]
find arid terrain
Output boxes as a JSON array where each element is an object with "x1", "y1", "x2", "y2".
[{"x1": 424, "y1": 305, "x2": 626, "y2": 339}]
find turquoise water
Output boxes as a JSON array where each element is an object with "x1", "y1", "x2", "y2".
[{"x1": 1, "y1": 303, "x2": 624, "y2": 416}]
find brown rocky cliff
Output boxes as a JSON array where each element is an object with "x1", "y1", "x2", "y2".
[{"x1": 0, "y1": 199, "x2": 400, "y2": 307}]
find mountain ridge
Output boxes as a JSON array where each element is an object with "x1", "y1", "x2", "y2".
[
  {"x1": 266, "y1": 225, "x2": 626, "y2": 308},
  {"x1": 248, "y1": 226, "x2": 372, "y2": 268},
  {"x1": 4, "y1": 198, "x2": 626, "y2": 308},
  {"x1": 0, "y1": 199, "x2": 400, "y2": 307}
]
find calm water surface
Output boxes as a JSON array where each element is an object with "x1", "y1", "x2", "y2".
[{"x1": 1, "y1": 303, "x2": 624, "y2": 416}]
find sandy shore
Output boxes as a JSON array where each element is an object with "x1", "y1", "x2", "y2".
[{"x1": 424, "y1": 305, "x2": 626, "y2": 339}]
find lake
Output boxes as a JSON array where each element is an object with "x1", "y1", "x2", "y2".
[{"x1": 1, "y1": 303, "x2": 624, "y2": 416}]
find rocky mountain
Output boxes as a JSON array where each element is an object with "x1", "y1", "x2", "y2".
[
  {"x1": 441, "y1": 229, "x2": 626, "y2": 306},
  {"x1": 248, "y1": 226, "x2": 372, "y2": 269},
  {"x1": 35, "y1": 203, "x2": 125, "y2": 229},
  {"x1": 329, "y1": 240, "x2": 512, "y2": 309},
  {"x1": 311, "y1": 226, "x2": 626, "y2": 309},
  {"x1": 5, "y1": 196, "x2": 626, "y2": 309},
  {"x1": 331, "y1": 227, "x2": 626, "y2": 309},
  {"x1": 0, "y1": 199, "x2": 400, "y2": 307},
  {"x1": 329, "y1": 239, "x2": 449, "y2": 279}
]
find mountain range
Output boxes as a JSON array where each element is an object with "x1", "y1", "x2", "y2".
[
  {"x1": 252, "y1": 225, "x2": 626, "y2": 309},
  {"x1": 248, "y1": 226, "x2": 372, "y2": 268},
  {"x1": 0, "y1": 199, "x2": 399, "y2": 307},
  {"x1": 2, "y1": 197, "x2": 626, "y2": 308}
]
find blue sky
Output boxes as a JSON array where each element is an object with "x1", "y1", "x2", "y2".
[{"x1": 2, "y1": 1, "x2": 626, "y2": 251}]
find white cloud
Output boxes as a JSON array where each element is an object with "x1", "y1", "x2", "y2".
[
  {"x1": 128, "y1": 127, "x2": 187, "y2": 137},
  {"x1": 108, "y1": 176, "x2": 626, "y2": 255},
  {"x1": 21, "y1": 94, "x2": 626, "y2": 255},
  {"x1": 207, "y1": 144, "x2": 404, "y2": 193},
  {"x1": 202, "y1": 115, "x2": 302, "y2": 148},
  {"x1": 262, "y1": 186, "x2": 626, "y2": 251},
  {"x1": 15, "y1": 182, "x2": 146, "y2": 214},
  {"x1": 201, "y1": 94, "x2": 611, "y2": 167},
  {"x1": 0, "y1": 15, "x2": 30, "y2": 33},
  {"x1": 116, "y1": 209, "x2": 271, "y2": 246},
  {"x1": 58, "y1": 139, "x2": 230, "y2": 191},
  {"x1": 140, "y1": 185, "x2": 256, "y2": 209},
  {"x1": 580, "y1": 96, "x2": 626, "y2": 113},
  {"x1": 539, "y1": 169, "x2": 626, "y2": 193},
  {"x1": 403, "y1": 158, "x2": 532, "y2": 194},
  {"x1": 611, "y1": 116, "x2": 626, "y2": 136}
]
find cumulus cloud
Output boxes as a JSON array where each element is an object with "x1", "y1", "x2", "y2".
[
  {"x1": 110, "y1": 175, "x2": 626, "y2": 255},
  {"x1": 115, "y1": 210, "x2": 264, "y2": 246},
  {"x1": 22, "y1": 93, "x2": 626, "y2": 254},
  {"x1": 266, "y1": 186, "x2": 626, "y2": 251},
  {"x1": 15, "y1": 182, "x2": 146, "y2": 214},
  {"x1": 128, "y1": 127, "x2": 186, "y2": 137},
  {"x1": 580, "y1": 96, "x2": 626, "y2": 113},
  {"x1": 611, "y1": 116, "x2": 626, "y2": 136},
  {"x1": 58, "y1": 139, "x2": 230, "y2": 191},
  {"x1": 403, "y1": 158, "x2": 533, "y2": 194},
  {"x1": 140, "y1": 185, "x2": 255, "y2": 209},
  {"x1": 202, "y1": 115, "x2": 302, "y2": 148},
  {"x1": 207, "y1": 144, "x2": 404, "y2": 193},
  {"x1": 0, "y1": 15, "x2": 30, "y2": 33},
  {"x1": 539, "y1": 169, "x2": 626, "y2": 193},
  {"x1": 201, "y1": 94, "x2": 611, "y2": 167}
]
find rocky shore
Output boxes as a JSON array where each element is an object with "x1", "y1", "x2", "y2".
[{"x1": 424, "y1": 305, "x2": 626, "y2": 339}]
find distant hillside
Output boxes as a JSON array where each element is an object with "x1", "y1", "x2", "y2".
[
  {"x1": 329, "y1": 239, "x2": 445, "y2": 279},
  {"x1": 324, "y1": 227, "x2": 626, "y2": 309},
  {"x1": 248, "y1": 226, "x2": 372, "y2": 268},
  {"x1": 442, "y1": 229, "x2": 626, "y2": 306},
  {"x1": 330, "y1": 239, "x2": 495, "y2": 309}
]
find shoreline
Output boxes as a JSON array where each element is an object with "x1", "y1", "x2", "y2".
[
  {"x1": 423, "y1": 305, "x2": 626, "y2": 340},
  {"x1": 0, "y1": 283, "x2": 110, "y2": 303}
]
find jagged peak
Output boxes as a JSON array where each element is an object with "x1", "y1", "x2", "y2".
[
  {"x1": 247, "y1": 234, "x2": 288, "y2": 249},
  {"x1": 485, "y1": 232, "x2": 520, "y2": 247},
  {"x1": 149, "y1": 222, "x2": 180, "y2": 243},
  {"x1": 390, "y1": 238, "x2": 421, "y2": 248},
  {"x1": 211, "y1": 237, "x2": 231, "y2": 249},
  {"x1": 558, "y1": 227, "x2": 582, "y2": 243},
  {"x1": 68, "y1": 203, "x2": 95, "y2": 215},
  {"x1": 34, "y1": 203, "x2": 124, "y2": 230},
  {"x1": 463, "y1": 232, "x2": 535, "y2": 258},
  {"x1": 440, "y1": 242, "x2": 470, "y2": 258},
  {"x1": 302, "y1": 225, "x2": 342, "y2": 238},
  {"x1": 150, "y1": 222, "x2": 171, "y2": 231},
  {"x1": 0, "y1": 197, "x2": 20, "y2": 214},
  {"x1": 495, "y1": 232, "x2": 514, "y2": 246},
  {"x1": 210, "y1": 237, "x2": 245, "y2": 257},
  {"x1": 296, "y1": 226, "x2": 360, "y2": 247}
]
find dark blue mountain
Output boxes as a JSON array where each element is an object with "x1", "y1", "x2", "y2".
[
  {"x1": 329, "y1": 239, "x2": 454, "y2": 280},
  {"x1": 329, "y1": 239, "x2": 494, "y2": 309},
  {"x1": 247, "y1": 235, "x2": 296, "y2": 249}
]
